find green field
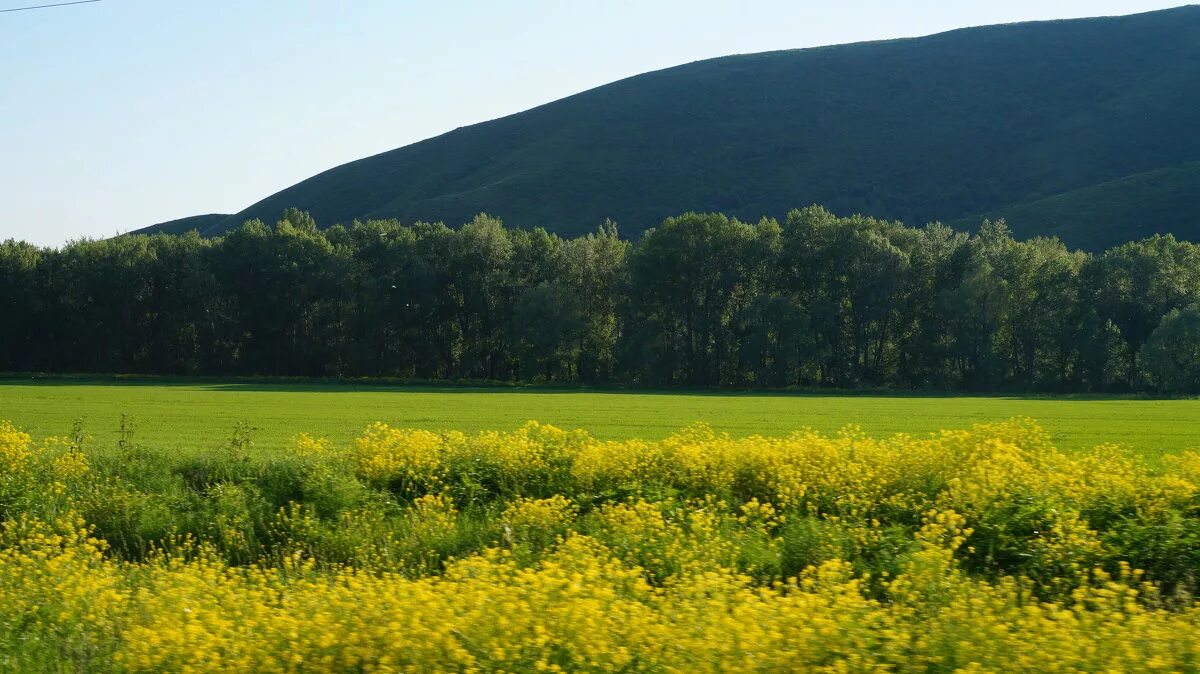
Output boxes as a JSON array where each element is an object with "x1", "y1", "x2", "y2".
[{"x1": 2, "y1": 379, "x2": 1198, "y2": 461}]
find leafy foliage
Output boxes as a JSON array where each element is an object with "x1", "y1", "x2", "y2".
[
  {"x1": 9, "y1": 207, "x2": 1200, "y2": 391},
  {"x1": 1143, "y1": 305, "x2": 1200, "y2": 393}
]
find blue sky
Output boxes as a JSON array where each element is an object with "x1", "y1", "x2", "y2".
[{"x1": 1, "y1": 0, "x2": 1188, "y2": 246}]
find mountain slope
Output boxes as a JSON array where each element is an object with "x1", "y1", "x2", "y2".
[
  {"x1": 140, "y1": 6, "x2": 1200, "y2": 249},
  {"x1": 954, "y1": 162, "x2": 1200, "y2": 249},
  {"x1": 143, "y1": 214, "x2": 232, "y2": 237}
]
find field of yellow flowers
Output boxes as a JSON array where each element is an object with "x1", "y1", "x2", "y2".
[{"x1": 2, "y1": 417, "x2": 1200, "y2": 672}]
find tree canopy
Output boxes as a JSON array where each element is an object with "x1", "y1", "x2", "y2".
[{"x1": 5, "y1": 207, "x2": 1200, "y2": 392}]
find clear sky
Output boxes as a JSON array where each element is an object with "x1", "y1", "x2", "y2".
[{"x1": 1, "y1": 0, "x2": 1189, "y2": 246}]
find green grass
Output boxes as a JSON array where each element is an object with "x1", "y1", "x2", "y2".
[{"x1": 2, "y1": 379, "x2": 1199, "y2": 462}]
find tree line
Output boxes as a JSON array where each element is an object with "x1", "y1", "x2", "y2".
[{"x1": 4, "y1": 206, "x2": 1200, "y2": 392}]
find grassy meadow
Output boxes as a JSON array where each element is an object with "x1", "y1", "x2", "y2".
[
  {"x1": 6, "y1": 378, "x2": 1200, "y2": 670},
  {"x1": 2, "y1": 378, "x2": 1199, "y2": 460}
]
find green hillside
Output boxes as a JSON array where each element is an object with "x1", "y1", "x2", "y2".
[
  {"x1": 955, "y1": 162, "x2": 1200, "y2": 249},
  {"x1": 140, "y1": 6, "x2": 1200, "y2": 249},
  {"x1": 143, "y1": 213, "x2": 231, "y2": 237}
]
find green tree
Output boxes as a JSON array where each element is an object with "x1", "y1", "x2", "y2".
[
  {"x1": 10, "y1": 202, "x2": 1200, "y2": 394},
  {"x1": 447, "y1": 214, "x2": 516, "y2": 379},
  {"x1": 211, "y1": 214, "x2": 345, "y2": 375},
  {"x1": 142, "y1": 232, "x2": 221, "y2": 374},
  {"x1": 625, "y1": 213, "x2": 763, "y2": 385},
  {"x1": 0, "y1": 240, "x2": 43, "y2": 371},
  {"x1": 892, "y1": 223, "x2": 972, "y2": 388},
  {"x1": 735, "y1": 293, "x2": 813, "y2": 386},
  {"x1": 1142, "y1": 305, "x2": 1200, "y2": 393},
  {"x1": 1083, "y1": 235, "x2": 1200, "y2": 386},
  {"x1": 511, "y1": 282, "x2": 586, "y2": 381},
  {"x1": 560, "y1": 221, "x2": 628, "y2": 381},
  {"x1": 780, "y1": 207, "x2": 911, "y2": 385}
]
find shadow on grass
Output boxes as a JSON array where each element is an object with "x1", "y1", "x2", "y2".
[{"x1": 0, "y1": 373, "x2": 1182, "y2": 402}]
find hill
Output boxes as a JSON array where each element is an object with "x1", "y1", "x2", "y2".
[
  {"x1": 142, "y1": 213, "x2": 231, "y2": 237},
  {"x1": 953, "y1": 161, "x2": 1200, "y2": 245},
  {"x1": 138, "y1": 6, "x2": 1200, "y2": 250}
]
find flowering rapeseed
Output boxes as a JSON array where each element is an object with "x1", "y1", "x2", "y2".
[{"x1": 0, "y1": 417, "x2": 1196, "y2": 671}]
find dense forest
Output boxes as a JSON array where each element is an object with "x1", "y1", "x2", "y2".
[{"x1": 6, "y1": 207, "x2": 1200, "y2": 392}]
